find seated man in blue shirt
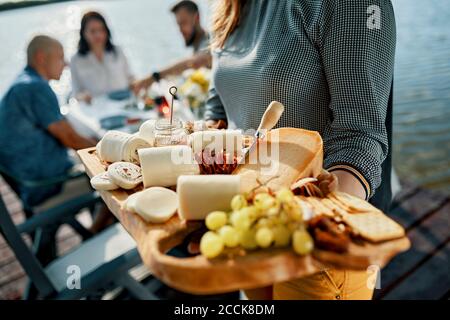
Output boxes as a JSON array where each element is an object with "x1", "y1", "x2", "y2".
[{"x1": 0, "y1": 35, "x2": 96, "y2": 209}]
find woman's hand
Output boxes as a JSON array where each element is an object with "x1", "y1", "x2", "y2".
[
  {"x1": 330, "y1": 170, "x2": 366, "y2": 200},
  {"x1": 131, "y1": 76, "x2": 154, "y2": 97},
  {"x1": 76, "y1": 92, "x2": 92, "y2": 104},
  {"x1": 316, "y1": 169, "x2": 366, "y2": 200},
  {"x1": 317, "y1": 170, "x2": 339, "y2": 195}
]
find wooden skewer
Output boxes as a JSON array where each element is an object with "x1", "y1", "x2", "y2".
[{"x1": 169, "y1": 86, "x2": 177, "y2": 126}]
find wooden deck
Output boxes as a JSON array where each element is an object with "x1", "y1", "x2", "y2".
[
  {"x1": 0, "y1": 177, "x2": 448, "y2": 300},
  {"x1": 374, "y1": 181, "x2": 450, "y2": 300}
]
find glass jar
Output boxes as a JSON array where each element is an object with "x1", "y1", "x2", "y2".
[{"x1": 154, "y1": 118, "x2": 188, "y2": 147}]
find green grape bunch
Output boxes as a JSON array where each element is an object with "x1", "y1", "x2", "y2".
[{"x1": 199, "y1": 187, "x2": 314, "y2": 259}]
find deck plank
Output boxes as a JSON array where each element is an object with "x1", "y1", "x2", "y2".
[
  {"x1": 391, "y1": 180, "x2": 421, "y2": 206},
  {"x1": 389, "y1": 187, "x2": 448, "y2": 230},
  {"x1": 0, "y1": 277, "x2": 26, "y2": 300},
  {"x1": 375, "y1": 202, "x2": 449, "y2": 299},
  {"x1": 382, "y1": 243, "x2": 450, "y2": 300}
]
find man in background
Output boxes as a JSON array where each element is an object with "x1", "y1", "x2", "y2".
[
  {"x1": 0, "y1": 35, "x2": 96, "y2": 205},
  {"x1": 0, "y1": 35, "x2": 110, "y2": 233},
  {"x1": 132, "y1": 0, "x2": 211, "y2": 94}
]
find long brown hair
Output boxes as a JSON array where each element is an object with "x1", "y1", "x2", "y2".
[
  {"x1": 211, "y1": 0, "x2": 246, "y2": 49},
  {"x1": 78, "y1": 11, "x2": 115, "y2": 56}
]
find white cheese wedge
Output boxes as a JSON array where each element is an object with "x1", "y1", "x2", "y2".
[
  {"x1": 177, "y1": 175, "x2": 241, "y2": 220},
  {"x1": 107, "y1": 162, "x2": 142, "y2": 190},
  {"x1": 138, "y1": 145, "x2": 200, "y2": 188},
  {"x1": 133, "y1": 187, "x2": 178, "y2": 223},
  {"x1": 90, "y1": 172, "x2": 118, "y2": 191},
  {"x1": 190, "y1": 130, "x2": 243, "y2": 155},
  {"x1": 138, "y1": 119, "x2": 157, "y2": 146}
]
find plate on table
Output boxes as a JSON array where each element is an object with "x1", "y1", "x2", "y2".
[{"x1": 107, "y1": 89, "x2": 132, "y2": 101}]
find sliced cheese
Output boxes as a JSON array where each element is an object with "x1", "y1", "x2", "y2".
[
  {"x1": 133, "y1": 187, "x2": 178, "y2": 223},
  {"x1": 177, "y1": 175, "x2": 241, "y2": 220},
  {"x1": 97, "y1": 131, "x2": 130, "y2": 163},
  {"x1": 138, "y1": 119, "x2": 157, "y2": 146},
  {"x1": 107, "y1": 162, "x2": 142, "y2": 190},
  {"x1": 90, "y1": 172, "x2": 118, "y2": 191},
  {"x1": 123, "y1": 192, "x2": 141, "y2": 212},
  {"x1": 138, "y1": 145, "x2": 200, "y2": 188},
  {"x1": 190, "y1": 130, "x2": 243, "y2": 156},
  {"x1": 97, "y1": 130, "x2": 151, "y2": 164},
  {"x1": 96, "y1": 141, "x2": 103, "y2": 158},
  {"x1": 122, "y1": 133, "x2": 152, "y2": 164}
]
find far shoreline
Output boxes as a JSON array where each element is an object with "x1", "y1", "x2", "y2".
[{"x1": 0, "y1": 0, "x2": 73, "y2": 12}]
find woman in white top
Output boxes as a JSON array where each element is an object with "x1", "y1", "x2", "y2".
[{"x1": 70, "y1": 11, "x2": 133, "y2": 103}]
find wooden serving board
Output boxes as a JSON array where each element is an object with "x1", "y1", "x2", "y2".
[{"x1": 77, "y1": 128, "x2": 410, "y2": 295}]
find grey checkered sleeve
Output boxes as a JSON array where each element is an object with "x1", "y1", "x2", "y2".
[
  {"x1": 320, "y1": 0, "x2": 396, "y2": 196},
  {"x1": 204, "y1": 87, "x2": 227, "y2": 121}
]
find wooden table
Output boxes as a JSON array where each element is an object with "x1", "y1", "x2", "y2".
[{"x1": 65, "y1": 88, "x2": 195, "y2": 139}]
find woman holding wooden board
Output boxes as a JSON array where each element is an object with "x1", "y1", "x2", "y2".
[{"x1": 204, "y1": 0, "x2": 396, "y2": 300}]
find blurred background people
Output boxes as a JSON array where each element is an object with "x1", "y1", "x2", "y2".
[
  {"x1": 132, "y1": 0, "x2": 211, "y2": 95},
  {"x1": 70, "y1": 11, "x2": 134, "y2": 103},
  {"x1": 0, "y1": 35, "x2": 96, "y2": 206}
]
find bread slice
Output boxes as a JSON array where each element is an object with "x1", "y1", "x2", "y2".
[{"x1": 233, "y1": 128, "x2": 323, "y2": 193}]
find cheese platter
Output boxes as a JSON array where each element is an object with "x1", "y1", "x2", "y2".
[{"x1": 77, "y1": 119, "x2": 410, "y2": 294}]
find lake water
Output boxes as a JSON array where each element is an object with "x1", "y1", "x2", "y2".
[{"x1": 0, "y1": 0, "x2": 449, "y2": 194}]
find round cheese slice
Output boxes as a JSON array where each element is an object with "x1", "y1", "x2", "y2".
[
  {"x1": 133, "y1": 187, "x2": 178, "y2": 223},
  {"x1": 107, "y1": 162, "x2": 142, "y2": 190},
  {"x1": 123, "y1": 192, "x2": 141, "y2": 212},
  {"x1": 90, "y1": 172, "x2": 119, "y2": 191}
]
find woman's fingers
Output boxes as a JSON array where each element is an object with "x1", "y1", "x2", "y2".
[
  {"x1": 206, "y1": 119, "x2": 228, "y2": 129},
  {"x1": 186, "y1": 228, "x2": 207, "y2": 255},
  {"x1": 187, "y1": 241, "x2": 200, "y2": 255},
  {"x1": 316, "y1": 171, "x2": 339, "y2": 196}
]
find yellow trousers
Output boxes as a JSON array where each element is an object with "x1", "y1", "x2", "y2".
[{"x1": 246, "y1": 269, "x2": 375, "y2": 300}]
